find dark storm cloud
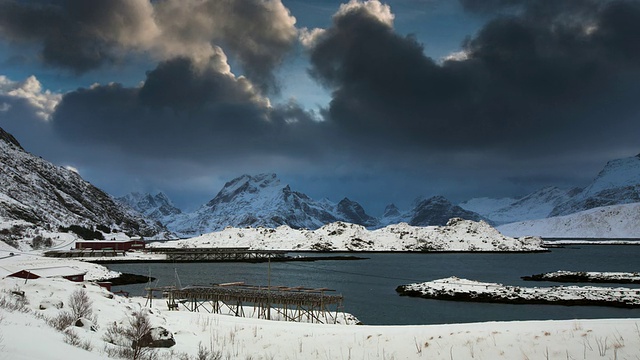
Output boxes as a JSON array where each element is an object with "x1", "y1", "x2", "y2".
[
  {"x1": 52, "y1": 56, "x2": 329, "y2": 161},
  {"x1": 307, "y1": 0, "x2": 640, "y2": 156},
  {"x1": 0, "y1": 0, "x2": 154, "y2": 73}
]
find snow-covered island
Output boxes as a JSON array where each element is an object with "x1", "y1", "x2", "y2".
[
  {"x1": 397, "y1": 277, "x2": 640, "y2": 308},
  {"x1": 152, "y1": 218, "x2": 546, "y2": 252},
  {"x1": 522, "y1": 271, "x2": 640, "y2": 284}
]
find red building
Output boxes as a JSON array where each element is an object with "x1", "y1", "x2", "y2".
[
  {"x1": 8, "y1": 266, "x2": 86, "y2": 282},
  {"x1": 75, "y1": 239, "x2": 145, "y2": 251}
]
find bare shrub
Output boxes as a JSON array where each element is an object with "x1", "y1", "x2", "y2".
[
  {"x1": 64, "y1": 327, "x2": 95, "y2": 353},
  {"x1": 47, "y1": 310, "x2": 75, "y2": 331},
  {"x1": 197, "y1": 342, "x2": 222, "y2": 360},
  {"x1": 63, "y1": 328, "x2": 81, "y2": 347},
  {"x1": 69, "y1": 288, "x2": 94, "y2": 321},
  {"x1": 31, "y1": 235, "x2": 53, "y2": 249},
  {"x1": 0, "y1": 289, "x2": 29, "y2": 313},
  {"x1": 103, "y1": 310, "x2": 157, "y2": 360}
]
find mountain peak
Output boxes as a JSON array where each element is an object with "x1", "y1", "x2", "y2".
[
  {"x1": 0, "y1": 127, "x2": 24, "y2": 150},
  {"x1": 336, "y1": 198, "x2": 378, "y2": 227},
  {"x1": 410, "y1": 195, "x2": 484, "y2": 226},
  {"x1": 382, "y1": 203, "x2": 401, "y2": 218}
]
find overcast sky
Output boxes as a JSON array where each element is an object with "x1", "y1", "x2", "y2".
[{"x1": 1, "y1": 0, "x2": 639, "y2": 214}]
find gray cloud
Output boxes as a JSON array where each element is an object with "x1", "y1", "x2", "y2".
[
  {"x1": 52, "y1": 56, "x2": 330, "y2": 162},
  {"x1": 0, "y1": 0, "x2": 156, "y2": 72},
  {"x1": 154, "y1": 0, "x2": 298, "y2": 94},
  {"x1": 304, "y1": 0, "x2": 640, "y2": 160},
  {"x1": 0, "y1": 0, "x2": 297, "y2": 92}
]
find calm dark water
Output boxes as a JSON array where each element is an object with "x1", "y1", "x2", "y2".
[{"x1": 107, "y1": 245, "x2": 640, "y2": 325}]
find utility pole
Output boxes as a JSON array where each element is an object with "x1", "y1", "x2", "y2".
[{"x1": 267, "y1": 255, "x2": 271, "y2": 320}]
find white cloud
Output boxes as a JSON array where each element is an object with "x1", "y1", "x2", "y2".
[
  {"x1": 336, "y1": 0, "x2": 395, "y2": 27},
  {"x1": 64, "y1": 165, "x2": 79, "y2": 174},
  {"x1": 299, "y1": 27, "x2": 326, "y2": 49},
  {"x1": 441, "y1": 50, "x2": 469, "y2": 63},
  {"x1": 0, "y1": 75, "x2": 62, "y2": 121}
]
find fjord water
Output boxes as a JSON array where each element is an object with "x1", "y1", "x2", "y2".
[{"x1": 108, "y1": 245, "x2": 640, "y2": 325}]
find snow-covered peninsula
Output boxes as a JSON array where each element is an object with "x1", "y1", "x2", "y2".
[
  {"x1": 152, "y1": 218, "x2": 545, "y2": 252},
  {"x1": 397, "y1": 277, "x2": 640, "y2": 308}
]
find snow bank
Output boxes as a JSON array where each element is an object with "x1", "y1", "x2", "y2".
[
  {"x1": 523, "y1": 271, "x2": 640, "y2": 284},
  {"x1": 397, "y1": 276, "x2": 640, "y2": 307},
  {"x1": 0, "y1": 276, "x2": 638, "y2": 359},
  {"x1": 155, "y1": 218, "x2": 545, "y2": 252}
]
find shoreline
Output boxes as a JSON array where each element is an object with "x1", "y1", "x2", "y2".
[
  {"x1": 78, "y1": 249, "x2": 550, "y2": 265},
  {"x1": 86, "y1": 254, "x2": 369, "y2": 264}
]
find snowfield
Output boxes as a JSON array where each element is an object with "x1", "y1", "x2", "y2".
[
  {"x1": 154, "y1": 218, "x2": 546, "y2": 252},
  {"x1": 0, "y1": 274, "x2": 639, "y2": 360},
  {"x1": 497, "y1": 202, "x2": 640, "y2": 239}
]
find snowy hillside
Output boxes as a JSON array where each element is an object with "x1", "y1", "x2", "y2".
[
  {"x1": 0, "y1": 127, "x2": 167, "y2": 243},
  {"x1": 117, "y1": 192, "x2": 182, "y2": 225},
  {"x1": 458, "y1": 197, "x2": 517, "y2": 216},
  {"x1": 497, "y1": 202, "x2": 640, "y2": 238},
  {"x1": 462, "y1": 153, "x2": 640, "y2": 226},
  {"x1": 460, "y1": 187, "x2": 577, "y2": 224},
  {"x1": 550, "y1": 154, "x2": 640, "y2": 216},
  {"x1": 153, "y1": 218, "x2": 544, "y2": 252},
  {"x1": 1, "y1": 273, "x2": 637, "y2": 359}
]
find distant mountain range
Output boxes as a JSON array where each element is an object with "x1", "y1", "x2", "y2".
[
  {"x1": 119, "y1": 174, "x2": 485, "y2": 237},
  {"x1": 0, "y1": 127, "x2": 168, "y2": 239},
  {"x1": 497, "y1": 202, "x2": 640, "y2": 239},
  {"x1": 2, "y1": 125, "x2": 639, "y2": 240},
  {"x1": 119, "y1": 152, "x2": 640, "y2": 237},
  {"x1": 460, "y1": 153, "x2": 640, "y2": 225}
]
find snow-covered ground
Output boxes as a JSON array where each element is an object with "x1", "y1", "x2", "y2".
[
  {"x1": 498, "y1": 202, "x2": 640, "y2": 239},
  {"x1": 0, "y1": 274, "x2": 638, "y2": 360},
  {"x1": 398, "y1": 277, "x2": 640, "y2": 307},
  {"x1": 154, "y1": 219, "x2": 545, "y2": 252}
]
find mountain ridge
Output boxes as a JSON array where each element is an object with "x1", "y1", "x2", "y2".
[
  {"x1": 461, "y1": 152, "x2": 640, "y2": 225},
  {"x1": 121, "y1": 175, "x2": 487, "y2": 236},
  {"x1": 0, "y1": 127, "x2": 168, "y2": 240}
]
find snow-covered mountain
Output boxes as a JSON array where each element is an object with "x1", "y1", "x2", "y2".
[
  {"x1": 0, "y1": 127, "x2": 167, "y2": 239},
  {"x1": 125, "y1": 175, "x2": 488, "y2": 236},
  {"x1": 155, "y1": 174, "x2": 379, "y2": 236},
  {"x1": 379, "y1": 196, "x2": 486, "y2": 227},
  {"x1": 462, "y1": 153, "x2": 640, "y2": 225},
  {"x1": 497, "y1": 202, "x2": 640, "y2": 239},
  {"x1": 117, "y1": 192, "x2": 182, "y2": 225},
  {"x1": 460, "y1": 187, "x2": 578, "y2": 224},
  {"x1": 549, "y1": 154, "x2": 640, "y2": 216}
]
